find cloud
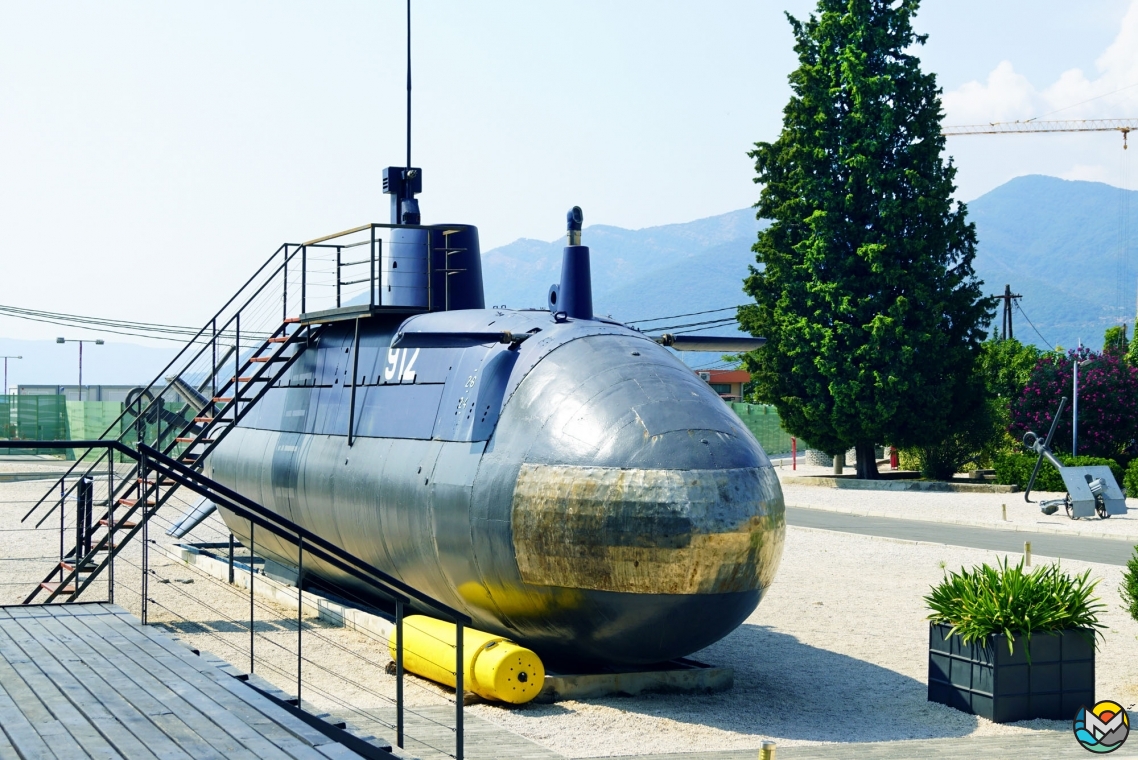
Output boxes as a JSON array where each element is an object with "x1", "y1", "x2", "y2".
[
  {"x1": 942, "y1": 61, "x2": 1037, "y2": 123},
  {"x1": 944, "y1": 0, "x2": 1138, "y2": 124}
]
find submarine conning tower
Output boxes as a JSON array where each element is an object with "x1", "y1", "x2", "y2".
[{"x1": 382, "y1": 165, "x2": 485, "y2": 312}]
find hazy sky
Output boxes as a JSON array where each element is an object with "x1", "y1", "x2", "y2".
[{"x1": 2, "y1": 0, "x2": 1137, "y2": 349}]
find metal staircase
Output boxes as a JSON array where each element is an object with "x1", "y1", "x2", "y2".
[
  {"x1": 24, "y1": 318, "x2": 325, "y2": 604},
  {"x1": 1, "y1": 222, "x2": 469, "y2": 760},
  {"x1": 15, "y1": 222, "x2": 430, "y2": 605}
]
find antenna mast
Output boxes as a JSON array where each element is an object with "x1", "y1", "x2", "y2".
[
  {"x1": 406, "y1": 0, "x2": 411, "y2": 169},
  {"x1": 382, "y1": 0, "x2": 421, "y2": 224}
]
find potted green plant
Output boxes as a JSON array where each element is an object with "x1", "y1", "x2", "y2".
[{"x1": 925, "y1": 558, "x2": 1105, "y2": 723}]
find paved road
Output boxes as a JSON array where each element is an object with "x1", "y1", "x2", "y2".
[{"x1": 786, "y1": 506, "x2": 1137, "y2": 565}]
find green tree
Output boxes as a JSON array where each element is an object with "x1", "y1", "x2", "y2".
[
  {"x1": 739, "y1": 0, "x2": 991, "y2": 479},
  {"x1": 978, "y1": 333, "x2": 1042, "y2": 401},
  {"x1": 1105, "y1": 324, "x2": 1129, "y2": 361}
]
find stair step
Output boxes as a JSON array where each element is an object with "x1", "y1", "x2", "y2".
[
  {"x1": 113, "y1": 496, "x2": 153, "y2": 507},
  {"x1": 213, "y1": 397, "x2": 234, "y2": 403},
  {"x1": 194, "y1": 417, "x2": 215, "y2": 423},
  {"x1": 249, "y1": 357, "x2": 272, "y2": 363},
  {"x1": 60, "y1": 561, "x2": 97, "y2": 573},
  {"x1": 176, "y1": 437, "x2": 215, "y2": 444},
  {"x1": 40, "y1": 582, "x2": 76, "y2": 595},
  {"x1": 267, "y1": 337, "x2": 289, "y2": 343},
  {"x1": 101, "y1": 517, "x2": 139, "y2": 528},
  {"x1": 283, "y1": 317, "x2": 300, "y2": 324}
]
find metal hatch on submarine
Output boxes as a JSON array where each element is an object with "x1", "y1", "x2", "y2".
[{"x1": 192, "y1": 173, "x2": 787, "y2": 666}]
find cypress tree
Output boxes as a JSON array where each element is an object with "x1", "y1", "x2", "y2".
[{"x1": 739, "y1": 0, "x2": 991, "y2": 478}]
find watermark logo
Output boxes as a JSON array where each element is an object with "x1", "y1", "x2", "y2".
[{"x1": 1074, "y1": 700, "x2": 1130, "y2": 753}]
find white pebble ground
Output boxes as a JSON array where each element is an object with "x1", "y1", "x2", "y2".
[
  {"x1": 468, "y1": 526, "x2": 1138, "y2": 757},
  {"x1": 2, "y1": 466, "x2": 1137, "y2": 758}
]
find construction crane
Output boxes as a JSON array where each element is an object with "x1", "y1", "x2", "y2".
[
  {"x1": 942, "y1": 118, "x2": 1138, "y2": 148},
  {"x1": 943, "y1": 117, "x2": 1138, "y2": 333}
]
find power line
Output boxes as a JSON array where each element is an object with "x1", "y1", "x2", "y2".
[
  {"x1": 647, "y1": 317, "x2": 738, "y2": 332},
  {"x1": 0, "y1": 304, "x2": 267, "y2": 344},
  {"x1": 626, "y1": 305, "x2": 745, "y2": 325},
  {"x1": 1013, "y1": 301, "x2": 1055, "y2": 351},
  {"x1": 1028, "y1": 80, "x2": 1138, "y2": 122},
  {"x1": 0, "y1": 304, "x2": 204, "y2": 334}
]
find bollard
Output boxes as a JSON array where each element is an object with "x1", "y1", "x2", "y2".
[
  {"x1": 833, "y1": 454, "x2": 843, "y2": 476},
  {"x1": 791, "y1": 437, "x2": 797, "y2": 471},
  {"x1": 759, "y1": 741, "x2": 776, "y2": 760},
  {"x1": 1002, "y1": 503, "x2": 1007, "y2": 521},
  {"x1": 1025, "y1": 541, "x2": 1032, "y2": 567}
]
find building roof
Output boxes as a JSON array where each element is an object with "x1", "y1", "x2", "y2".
[{"x1": 704, "y1": 370, "x2": 750, "y2": 383}]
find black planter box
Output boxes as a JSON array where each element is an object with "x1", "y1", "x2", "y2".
[{"x1": 927, "y1": 622, "x2": 1094, "y2": 723}]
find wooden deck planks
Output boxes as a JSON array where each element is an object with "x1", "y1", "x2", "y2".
[
  {"x1": 0, "y1": 610, "x2": 164, "y2": 760},
  {"x1": 0, "y1": 613, "x2": 103, "y2": 759},
  {"x1": 57, "y1": 607, "x2": 309, "y2": 760},
  {"x1": 0, "y1": 676, "x2": 55, "y2": 760},
  {"x1": 93, "y1": 609, "x2": 338, "y2": 758},
  {"x1": 105, "y1": 608, "x2": 357, "y2": 757},
  {"x1": 0, "y1": 604, "x2": 372, "y2": 760}
]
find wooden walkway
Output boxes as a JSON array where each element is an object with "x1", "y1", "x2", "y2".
[{"x1": 0, "y1": 603, "x2": 391, "y2": 759}]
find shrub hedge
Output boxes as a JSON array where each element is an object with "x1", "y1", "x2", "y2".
[
  {"x1": 1125, "y1": 459, "x2": 1138, "y2": 499},
  {"x1": 925, "y1": 557, "x2": 1105, "y2": 658},
  {"x1": 1123, "y1": 546, "x2": 1138, "y2": 624},
  {"x1": 993, "y1": 452, "x2": 1123, "y2": 493}
]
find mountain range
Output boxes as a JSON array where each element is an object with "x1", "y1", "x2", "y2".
[{"x1": 483, "y1": 174, "x2": 1138, "y2": 353}]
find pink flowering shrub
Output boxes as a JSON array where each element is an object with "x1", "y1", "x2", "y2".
[{"x1": 1009, "y1": 348, "x2": 1138, "y2": 458}]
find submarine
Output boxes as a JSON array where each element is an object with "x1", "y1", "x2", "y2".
[{"x1": 197, "y1": 164, "x2": 787, "y2": 667}]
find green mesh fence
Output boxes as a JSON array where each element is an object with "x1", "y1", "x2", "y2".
[
  {"x1": 1, "y1": 395, "x2": 71, "y2": 456},
  {"x1": 65, "y1": 401, "x2": 126, "y2": 441},
  {"x1": 0, "y1": 396, "x2": 127, "y2": 459},
  {"x1": 728, "y1": 402, "x2": 811, "y2": 456}
]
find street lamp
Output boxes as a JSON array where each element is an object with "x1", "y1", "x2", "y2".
[
  {"x1": 56, "y1": 338, "x2": 104, "y2": 401},
  {"x1": 0, "y1": 355, "x2": 21, "y2": 396},
  {"x1": 1072, "y1": 346, "x2": 1093, "y2": 456}
]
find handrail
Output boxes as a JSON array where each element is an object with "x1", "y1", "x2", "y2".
[
  {"x1": 21, "y1": 243, "x2": 299, "y2": 522},
  {"x1": 20, "y1": 220, "x2": 440, "y2": 524},
  {"x1": 138, "y1": 444, "x2": 470, "y2": 624},
  {"x1": 0, "y1": 438, "x2": 470, "y2": 624}
]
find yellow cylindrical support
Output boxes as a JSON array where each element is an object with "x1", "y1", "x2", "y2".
[{"x1": 390, "y1": 615, "x2": 545, "y2": 704}]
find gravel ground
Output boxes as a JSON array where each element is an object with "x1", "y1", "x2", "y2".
[
  {"x1": 3, "y1": 477, "x2": 1137, "y2": 758},
  {"x1": 777, "y1": 463, "x2": 1138, "y2": 540}
]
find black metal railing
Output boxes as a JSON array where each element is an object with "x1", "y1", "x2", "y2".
[
  {"x1": 0, "y1": 437, "x2": 470, "y2": 759},
  {"x1": 17, "y1": 223, "x2": 444, "y2": 535}
]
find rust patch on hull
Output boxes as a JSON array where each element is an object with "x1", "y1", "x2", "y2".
[{"x1": 511, "y1": 464, "x2": 784, "y2": 595}]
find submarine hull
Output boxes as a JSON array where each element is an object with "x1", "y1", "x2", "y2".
[{"x1": 208, "y1": 311, "x2": 785, "y2": 666}]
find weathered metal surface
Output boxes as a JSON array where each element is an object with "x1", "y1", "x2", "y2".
[
  {"x1": 210, "y1": 307, "x2": 787, "y2": 666},
  {"x1": 512, "y1": 464, "x2": 783, "y2": 594}
]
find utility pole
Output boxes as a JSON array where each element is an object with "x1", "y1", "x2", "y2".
[
  {"x1": 0, "y1": 356, "x2": 21, "y2": 396},
  {"x1": 994, "y1": 284, "x2": 1023, "y2": 340},
  {"x1": 56, "y1": 338, "x2": 104, "y2": 401}
]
